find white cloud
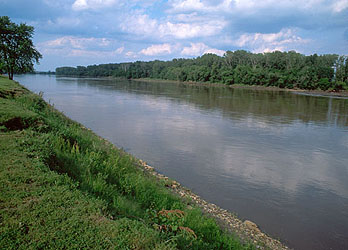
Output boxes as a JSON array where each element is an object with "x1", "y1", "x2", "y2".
[
  {"x1": 38, "y1": 36, "x2": 126, "y2": 59},
  {"x1": 238, "y1": 0, "x2": 348, "y2": 14},
  {"x1": 72, "y1": 0, "x2": 117, "y2": 11},
  {"x1": 169, "y1": 0, "x2": 207, "y2": 12},
  {"x1": 68, "y1": 48, "x2": 127, "y2": 58},
  {"x1": 42, "y1": 36, "x2": 114, "y2": 50},
  {"x1": 169, "y1": 0, "x2": 346, "y2": 14},
  {"x1": 168, "y1": 0, "x2": 234, "y2": 13},
  {"x1": 332, "y1": 0, "x2": 348, "y2": 12},
  {"x1": 39, "y1": 47, "x2": 121, "y2": 58},
  {"x1": 125, "y1": 51, "x2": 137, "y2": 58},
  {"x1": 140, "y1": 43, "x2": 173, "y2": 56},
  {"x1": 161, "y1": 21, "x2": 224, "y2": 39},
  {"x1": 115, "y1": 46, "x2": 125, "y2": 54},
  {"x1": 234, "y1": 29, "x2": 309, "y2": 53},
  {"x1": 181, "y1": 42, "x2": 225, "y2": 56},
  {"x1": 174, "y1": 12, "x2": 203, "y2": 22},
  {"x1": 72, "y1": 0, "x2": 87, "y2": 10},
  {"x1": 233, "y1": 0, "x2": 332, "y2": 10},
  {"x1": 69, "y1": 49, "x2": 105, "y2": 57},
  {"x1": 120, "y1": 14, "x2": 225, "y2": 40},
  {"x1": 120, "y1": 14, "x2": 157, "y2": 36}
]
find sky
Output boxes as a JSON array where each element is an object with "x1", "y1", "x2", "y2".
[{"x1": 1, "y1": 0, "x2": 347, "y2": 71}]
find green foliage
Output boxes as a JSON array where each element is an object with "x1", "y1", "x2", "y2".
[
  {"x1": 56, "y1": 51, "x2": 348, "y2": 92},
  {"x1": 318, "y1": 78, "x2": 330, "y2": 90},
  {"x1": 149, "y1": 209, "x2": 198, "y2": 246},
  {"x1": 330, "y1": 81, "x2": 348, "y2": 91},
  {"x1": 0, "y1": 76, "x2": 251, "y2": 249},
  {"x1": 0, "y1": 16, "x2": 42, "y2": 80}
]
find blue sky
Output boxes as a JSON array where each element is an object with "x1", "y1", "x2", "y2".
[{"x1": 1, "y1": 0, "x2": 347, "y2": 71}]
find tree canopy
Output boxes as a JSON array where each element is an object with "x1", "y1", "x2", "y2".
[
  {"x1": 0, "y1": 16, "x2": 42, "y2": 80},
  {"x1": 56, "y1": 51, "x2": 348, "y2": 91}
]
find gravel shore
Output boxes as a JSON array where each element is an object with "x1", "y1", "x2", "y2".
[{"x1": 138, "y1": 159, "x2": 290, "y2": 250}]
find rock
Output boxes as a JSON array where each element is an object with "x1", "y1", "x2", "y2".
[
  {"x1": 172, "y1": 180, "x2": 179, "y2": 186},
  {"x1": 244, "y1": 220, "x2": 260, "y2": 232},
  {"x1": 145, "y1": 165, "x2": 154, "y2": 171},
  {"x1": 139, "y1": 160, "x2": 147, "y2": 166}
]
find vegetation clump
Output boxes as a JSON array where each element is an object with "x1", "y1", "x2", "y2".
[{"x1": 0, "y1": 75, "x2": 253, "y2": 249}]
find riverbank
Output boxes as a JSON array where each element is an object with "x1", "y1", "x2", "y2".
[
  {"x1": 138, "y1": 160, "x2": 289, "y2": 250},
  {"x1": 133, "y1": 78, "x2": 348, "y2": 98},
  {"x1": 0, "y1": 76, "x2": 288, "y2": 249}
]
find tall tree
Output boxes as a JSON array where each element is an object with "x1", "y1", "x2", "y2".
[{"x1": 0, "y1": 16, "x2": 42, "y2": 80}]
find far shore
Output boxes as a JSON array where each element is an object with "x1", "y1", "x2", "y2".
[
  {"x1": 50, "y1": 74, "x2": 348, "y2": 98},
  {"x1": 131, "y1": 77, "x2": 348, "y2": 98}
]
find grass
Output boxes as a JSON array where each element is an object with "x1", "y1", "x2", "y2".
[{"x1": 0, "y1": 75, "x2": 253, "y2": 249}]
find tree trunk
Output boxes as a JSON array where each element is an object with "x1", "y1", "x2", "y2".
[{"x1": 9, "y1": 69, "x2": 13, "y2": 80}]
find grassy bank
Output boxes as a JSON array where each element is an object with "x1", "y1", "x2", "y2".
[{"x1": 0, "y1": 75, "x2": 253, "y2": 249}]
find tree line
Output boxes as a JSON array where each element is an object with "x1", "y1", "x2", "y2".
[{"x1": 56, "y1": 51, "x2": 348, "y2": 91}]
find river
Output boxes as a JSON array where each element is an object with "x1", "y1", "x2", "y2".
[{"x1": 15, "y1": 74, "x2": 348, "y2": 250}]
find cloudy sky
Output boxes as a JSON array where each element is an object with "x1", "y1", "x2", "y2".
[{"x1": 1, "y1": 0, "x2": 347, "y2": 71}]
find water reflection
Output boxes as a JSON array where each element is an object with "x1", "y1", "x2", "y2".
[
  {"x1": 17, "y1": 75, "x2": 348, "y2": 250},
  {"x1": 63, "y1": 77, "x2": 348, "y2": 128}
]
